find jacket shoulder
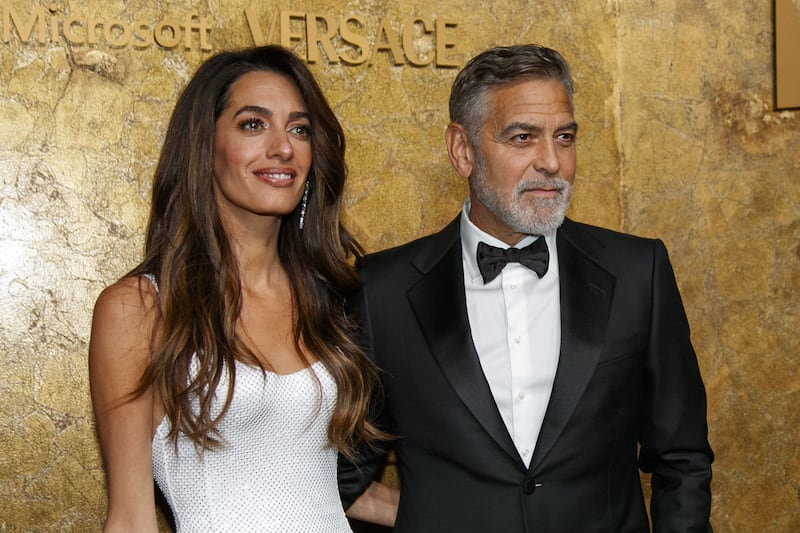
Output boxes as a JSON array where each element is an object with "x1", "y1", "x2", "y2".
[
  {"x1": 561, "y1": 218, "x2": 655, "y2": 245},
  {"x1": 362, "y1": 217, "x2": 460, "y2": 275},
  {"x1": 558, "y1": 218, "x2": 675, "y2": 279},
  {"x1": 560, "y1": 218, "x2": 665, "y2": 255}
]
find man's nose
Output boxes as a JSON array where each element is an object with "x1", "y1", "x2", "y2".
[{"x1": 532, "y1": 139, "x2": 560, "y2": 176}]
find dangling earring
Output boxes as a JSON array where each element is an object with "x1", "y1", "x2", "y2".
[{"x1": 298, "y1": 179, "x2": 311, "y2": 230}]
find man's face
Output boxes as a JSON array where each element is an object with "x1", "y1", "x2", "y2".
[{"x1": 467, "y1": 79, "x2": 577, "y2": 244}]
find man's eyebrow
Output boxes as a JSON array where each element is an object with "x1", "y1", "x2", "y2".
[
  {"x1": 499, "y1": 122, "x2": 542, "y2": 136},
  {"x1": 497, "y1": 121, "x2": 578, "y2": 137},
  {"x1": 558, "y1": 121, "x2": 579, "y2": 133}
]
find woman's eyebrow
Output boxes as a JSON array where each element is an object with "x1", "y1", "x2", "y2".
[{"x1": 232, "y1": 105, "x2": 310, "y2": 121}]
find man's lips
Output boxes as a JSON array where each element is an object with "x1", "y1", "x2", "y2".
[{"x1": 522, "y1": 187, "x2": 561, "y2": 197}]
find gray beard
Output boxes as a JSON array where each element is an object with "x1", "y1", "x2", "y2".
[{"x1": 471, "y1": 160, "x2": 572, "y2": 236}]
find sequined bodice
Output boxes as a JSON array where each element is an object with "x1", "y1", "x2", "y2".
[{"x1": 151, "y1": 360, "x2": 351, "y2": 533}]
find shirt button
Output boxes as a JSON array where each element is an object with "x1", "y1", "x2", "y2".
[
  {"x1": 513, "y1": 336, "x2": 521, "y2": 344},
  {"x1": 518, "y1": 391, "x2": 526, "y2": 400}
]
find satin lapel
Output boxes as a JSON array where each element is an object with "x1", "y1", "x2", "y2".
[
  {"x1": 530, "y1": 220, "x2": 616, "y2": 471},
  {"x1": 407, "y1": 221, "x2": 521, "y2": 465}
]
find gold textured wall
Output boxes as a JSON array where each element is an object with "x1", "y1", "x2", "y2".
[{"x1": 0, "y1": 0, "x2": 797, "y2": 531}]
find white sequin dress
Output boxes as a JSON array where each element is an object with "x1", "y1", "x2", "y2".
[{"x1": 151, "y1": 359, "x2": 352, "y2": 533}]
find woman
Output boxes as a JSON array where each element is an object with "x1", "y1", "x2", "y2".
[{"x1": 89, "y1": 45, "x2": 396, "y2": 532}]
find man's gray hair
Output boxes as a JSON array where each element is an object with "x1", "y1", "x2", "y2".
[{"x1": 449, "y1": 44, "x2": 575, "y2": 142}]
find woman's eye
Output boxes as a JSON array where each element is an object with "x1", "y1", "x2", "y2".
[
  {"x1": 290, "y1": 125, "x2": 311, "y2": 139},
  {"x1": 238, "y1": 117, "x2": 265, "y2": 131}
]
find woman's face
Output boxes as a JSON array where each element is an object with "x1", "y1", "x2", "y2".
[{"x1": 212, "y1": 70, "x2": 312, "y2": 226}]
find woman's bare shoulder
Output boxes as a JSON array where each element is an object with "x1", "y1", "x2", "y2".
[
  {"x1": 91, "y1": 276, "x2": 160, "y2": 351},
  {"x1": 95, "y1": 276, "x2": 158, "y2": 315}
]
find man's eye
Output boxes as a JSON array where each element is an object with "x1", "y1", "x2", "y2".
[
  {"x1": 558, "y1": 132, "x2": 576, "y2": 143},
  {"x1": 513, "y1": 133, "x2": 531, "y2": 142}
]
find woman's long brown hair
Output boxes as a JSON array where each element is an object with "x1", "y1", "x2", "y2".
[{"x1": 128, "y1": 45, "x2": 385, "y2": 457}]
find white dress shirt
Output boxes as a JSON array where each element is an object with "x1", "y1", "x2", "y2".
[{"x1": 460, "y1": 200, "x2": 561, "y2": 467}]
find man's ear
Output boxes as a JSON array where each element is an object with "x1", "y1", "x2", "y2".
[{"x1": 445, "y1": 123, "x2": 474, "y2": 179}]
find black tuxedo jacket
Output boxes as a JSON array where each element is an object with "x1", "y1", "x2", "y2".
[{"x1": 339, "y1": 217, "x2": 713, "y2": 532}]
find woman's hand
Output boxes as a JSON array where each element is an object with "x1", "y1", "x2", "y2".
[{"x1": 345, "y1": 480, "x2": 400, "y2": 527}]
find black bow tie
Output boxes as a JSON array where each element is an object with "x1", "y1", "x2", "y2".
[{"x1": 476, "y1": 239, "x2": 549, "y2": 283}]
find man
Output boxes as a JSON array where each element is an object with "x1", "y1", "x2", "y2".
[{"x1": 339, "y1": 44, "x2": 713, "y2": 532}]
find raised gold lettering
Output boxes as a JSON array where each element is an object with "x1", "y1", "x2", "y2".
[
  {"x1": 3, "y1": 4, "x2": 46, "y2": 43},
  {"x1": 0, "y1": 3, "x2": 215, "y2": 50},
  {"x1": 154, "y1": 19, "x2": 180, "y2": 48},
  {"x1": 435, "y1": 18, "x2": 458, "y2": 67},
  {"x1": 132, "y1": 20, "x2": 152, "y2": 48},
  {"x1": 0, "y1": 3, "x2": 459, "y2": 63},
  {"x1": 244, "y1": 7, "x2": 265, "y2": 45},
  {"x1": 306, "y1": 12, "x2": 338, "y2": 64},
  {"x1": 49, "y1": 4, "x2": 58, "y2": 42},
  {"x1": 402, "y1": 17, "x2": 434, "y2": 67},
  {"x1": 280, "y1": 10, "x2": 305, "y2": 50},
  {"x1": 103, "y1": 18, "x2": 131, "y2": 47},
  {"x1": 244, "y1": 8, "x2": 279, "y2": 46},
  {"x1": 62, "y1": 14, "x2": 84, "y2": 44},
  {"x1": 370, "y1": 17, "x2": 404, "y2": 65},
  {"x1": 181, "y1": 12, "x2": 211, "y2": 50},
  {"x1": 87, "y1": 16, "x2": 102, "y2": 45},
  {"x1": 339, "y1": 15, "x2": 368, "y2": 65}
]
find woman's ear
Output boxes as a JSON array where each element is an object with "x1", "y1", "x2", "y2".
[{"x1": 445, "y1": 122, "x2": 475, "y2": 180}]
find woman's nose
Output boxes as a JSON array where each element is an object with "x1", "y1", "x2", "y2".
[{"x1": 267, "y1": 131, "x2": 293, "y2": 160}]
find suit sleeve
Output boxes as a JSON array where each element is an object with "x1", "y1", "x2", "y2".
[
  {"x1": 639, "y1": 240, "x2": 714, "y2": 532},
  {"x1": 337, "y1": 283, "x2": 394, "y2": 510},
  {"x1": 337, "y1": 439, "x2": 391, "y2": 510}
]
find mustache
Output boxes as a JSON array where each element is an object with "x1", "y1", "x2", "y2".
[{"x1": 515, "y1": 177, "x2": 571, "y2": 194}]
